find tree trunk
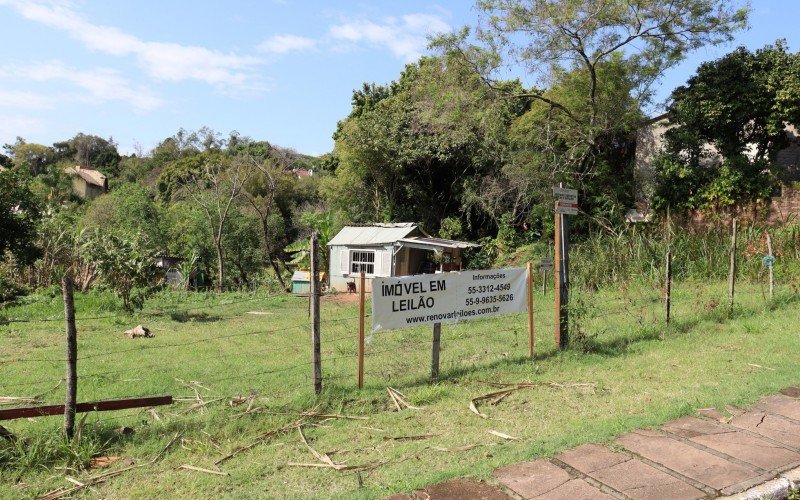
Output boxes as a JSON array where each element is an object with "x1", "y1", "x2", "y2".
[
  {"x1": 263, "y1": 236, "x2": 288, "y2": 291},
  {"x1": 215, "y1": 241, "x2": 225, "y2": 292}
]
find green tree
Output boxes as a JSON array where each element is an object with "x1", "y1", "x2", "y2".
[
  {"x1": 653, "y1": 41, "x2": 800, "y2": 211},
  {"x1": 81, "y1": 229, "x2": 157, "y2": 311},
  {"x1": 242, "y1": 148, "x2": 295, "y2": 291},
  {"x1": 325, "y1": 53, "x2": 520, "y2": 235},
  {"x1": 82, "y1": 184, "x2": 168, "y2": 249},
  {"x1": 436, "y1": 0, "x2": 749, "y2": 224},
  {"x1": 221, "y1": 208, "x2": 264, "y2": 289},
  {"x1": 0, "y1": 169, "x2": 41, "y2": 263},
  {"x1": 180, "y1": 157, "x2": 252, "y2": 291},
  {"x1": 5, "y1": 137, "x2": 56, "y2": 176},
  {"x1": 53, "y1": 133, "x2": 121, "y2": 174}
]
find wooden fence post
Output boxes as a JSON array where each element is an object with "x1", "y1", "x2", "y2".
[
  {"x1": 431, "y1": 322, "x2": 441, "y2": 379},
  {"x1": 61, "y1": 273, "x2": 77, "y2": 439},
  {"x1": 766, "y1": 231, "x2": 774, "y2": 299},
  {"x1": 310, "y1": 232, "x2": 322, "y2": 395},
  {"x1": 555, "y1": 202, "x2": 570, "y2": 349},
  {"x1": 542, "y1": 268, "x2": 547, "y2": 295},
  {"x1": 358, "y1": 272, "x2": 365, "y2": 389},
  {"x1": 527, "y1": 262, "x2": 535, "y2": 359},
  {"x1": 665, "y1": 250, "x2": 672, "y2": 324},
  {"x1": 728, "y1": 218, "x2": 737, "y2": 310}
]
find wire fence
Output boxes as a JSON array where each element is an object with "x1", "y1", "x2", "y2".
[{"x1": 1, "y1": 262, "x2": 796, "y2": 432}]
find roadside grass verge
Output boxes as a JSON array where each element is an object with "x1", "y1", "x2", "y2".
[{"x1": 1, "y1": 280, "x2": 798, "y2": 498}]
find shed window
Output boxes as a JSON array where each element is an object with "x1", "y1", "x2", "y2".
[{"x1": 350, "y1": 250, "x2": 375, "y2": 275}]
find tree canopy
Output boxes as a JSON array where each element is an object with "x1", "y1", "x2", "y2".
[
  {"x1": 325, "y1": 53, "x2": 524, "y2": 236},
  {"x1": 653, "y1": 40, "x2": 800, "y2": 211},
  {"x1": 0, "y1": 169, "x2": 41, "y2": 263},
  {"x1": 435, "y1": 0, "x2": 749, "y2": 208}
]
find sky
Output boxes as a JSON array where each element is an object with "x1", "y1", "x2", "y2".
[{"x1": 0, "y1": 0, "x2": 797, "y2": 157}]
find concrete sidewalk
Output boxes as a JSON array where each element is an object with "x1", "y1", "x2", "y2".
[{"x1": 390, "y1": 387, "x2": 800, "y2": 499}]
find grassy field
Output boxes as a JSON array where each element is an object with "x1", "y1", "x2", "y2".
[{"x1": 1, "y1": 278, "x2": 800, "y2": 498}]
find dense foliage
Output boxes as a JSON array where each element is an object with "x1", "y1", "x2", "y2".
[
  {"x1": 653, "y1": 41, "x2": 800, "y2": 211},
  {"x1": 9, "y1": 2, "x2": 800, "y2": 312}
]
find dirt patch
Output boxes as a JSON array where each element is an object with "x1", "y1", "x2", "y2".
[
  {"x1": 412, "y1": 479, "x2": 511, "y2": 499},
  {"x1": 323, "y1": 292, "x2": 363, "y2": 305}
]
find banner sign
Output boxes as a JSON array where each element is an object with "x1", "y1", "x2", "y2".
[{"x1": 371, "y1": 268, "x2": 528, "y2": 332}]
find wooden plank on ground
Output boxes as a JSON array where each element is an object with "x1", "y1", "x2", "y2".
[{"x1": 0, "y1": 396, "x2": 172, "y2": 421}]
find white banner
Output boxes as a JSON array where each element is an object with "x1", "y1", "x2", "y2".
[{"x1": 371, "y1": 268, "x2": 528, "y2": 332}]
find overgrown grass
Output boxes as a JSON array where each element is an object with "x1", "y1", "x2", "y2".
[
  {"x1": 1, "y1": 276, "x2": 800, "y2": 498},
  {"x1": 499, "y1": 222, "x2": 800, "y2": 290}
]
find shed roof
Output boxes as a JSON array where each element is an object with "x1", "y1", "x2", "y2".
[
  {"x1": 328, "y1": 223, "x2": 418, "y2": 246},
  {"x1": 65, "y1": 165, "x2": 106, "y2": 187},
  {"x1": 396, "y1": 236, "x2": 480, "y2": 252}
]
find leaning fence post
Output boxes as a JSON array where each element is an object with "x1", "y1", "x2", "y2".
[
  {"x1": 61, "y1": 273, "x2": 77, "y2": 439},
  {"x1": 665, "y1": 249, "x2": 672, "y2": 324},
  {"x1": 310, "y1": 232, "x2": 322, "y2": 395},
  {"x1": 728, "y1": 218, "x2": 737, "y2": 310},
  {"x1": 357, "y1": 272, "x2": 365, "y2": 389}
]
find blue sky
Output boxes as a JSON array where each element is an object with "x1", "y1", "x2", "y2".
[{"x1": 0, "y1": 1, "x2": 797, "y2": 157}]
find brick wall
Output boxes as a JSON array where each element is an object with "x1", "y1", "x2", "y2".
[{"x1": 690, "y1": 184, "x2": 800, "y2": 228}]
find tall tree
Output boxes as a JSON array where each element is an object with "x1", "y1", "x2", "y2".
[
  {"x1": 242, "y1": 150, "x2": 292, "y2": 291},
  {"x1": 325, "y1": 53, "x2": 521, "y2": 235},
  {"x1": 437, "y1": 0, "x2": 749, "y2": 191},
  {"x1": 181, "y1": 156, "x2": 252, "y2": 291}
]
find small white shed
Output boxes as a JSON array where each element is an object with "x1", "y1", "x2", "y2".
[{"x1": 327, "y1": 223, "x2": 479, "y2": 293}]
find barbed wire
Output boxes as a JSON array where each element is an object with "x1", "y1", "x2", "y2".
[{"x1": 0, "y1": 291, "x2": 305, "y2": 325}]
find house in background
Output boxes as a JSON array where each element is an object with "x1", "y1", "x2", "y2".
[
  {"x1": 327, "y1": 223, "x2": 479, "y2": 293},
  {"x1": 64, "y1": 165, "x2": 108, "y2": 200},
  {"x1": 292, "y1": 168, "x2": 313, "y2": 179},
  {"x1": 634, "y1": 116, "x2": 800, "y2": 225}
]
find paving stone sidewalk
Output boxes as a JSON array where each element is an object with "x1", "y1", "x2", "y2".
[{"x1": 390, "y1": 387, "x2": 800, "y2": 499}]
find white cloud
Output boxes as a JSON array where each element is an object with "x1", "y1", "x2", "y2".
[
  {"x1": 257, "y1": 34, "x2": 317, "y2": 54},
  {"x1": 2, "y1": 0, "x2": 261, "y2": 90},
  {"x1": 0, "y1": 115, "x2": 46, "y2": 140},
  {"x1": 329, "y1": 13, "x2": 450, "y2": 62},
  {"x1": 6, "y1": 61, "x2": 164, "y2": 111},
  {"x1": 0, "y1": 89, "x2": 55, "y2": 109}
]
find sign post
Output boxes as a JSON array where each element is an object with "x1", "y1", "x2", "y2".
[
  {"x1": 553, "y1": 185, "x2": 576, "y2": 350},
  {"x1": 431, "y1": 322, "x2": 441, "y2": 379}
]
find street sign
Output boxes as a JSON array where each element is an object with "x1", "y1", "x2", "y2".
[
  {"x1": 553, "y1": 187, "x2": 578, "y2": 215},
  {"x1": 556, "y1": 201, "x2": 578, "y2": 215},
  {"x1": 553, "y1": 187, "x2": 578, "y2": 203},
  {"x1": 539, "y1": 258, "x2": 554, "y2": 270}
]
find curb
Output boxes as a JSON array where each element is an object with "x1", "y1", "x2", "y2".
[{"x1": 720, "y1": 466, "x2": 800, "y2": 499}]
